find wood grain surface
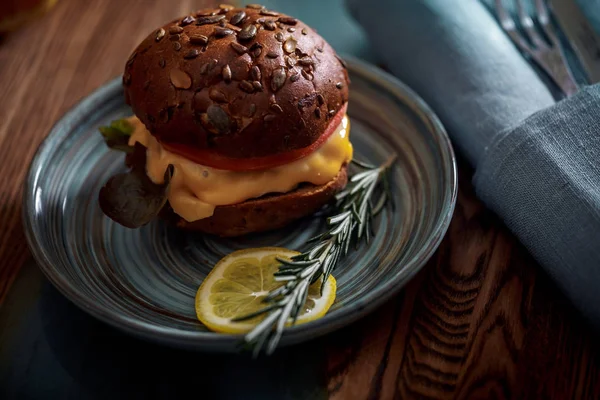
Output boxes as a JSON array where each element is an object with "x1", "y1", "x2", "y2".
[{"x1": 0, "y1": 0, "x2": 598, "y2": 399}]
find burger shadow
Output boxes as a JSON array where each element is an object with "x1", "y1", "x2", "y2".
[{"x1": 39, "y1": 280, "x2": 329, "y2": 399}]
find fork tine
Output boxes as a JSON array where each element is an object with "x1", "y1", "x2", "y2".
[
  {"x1": 516, "y1": 0, "x2": 547, "y2": 48},
  {"x1": 535, "y1": 0, "x2": 560, "y2": 47},
  {"x1": 535, "y1": 0, "x2": 550, "y2": 21},
  {"x1": 495, "y1": 0, "x2": 532, "y2": 53}
]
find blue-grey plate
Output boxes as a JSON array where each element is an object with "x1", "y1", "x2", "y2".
[{"x1": 23, "y1": 58, "x2": 457, "y2": 352}]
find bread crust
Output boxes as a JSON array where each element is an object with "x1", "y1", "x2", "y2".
[{"x1": 123, "y1": 5, "x2": 350, "y2": 159}]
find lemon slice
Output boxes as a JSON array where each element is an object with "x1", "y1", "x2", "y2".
[{"x1": 195, "y1": 247, "x2": 336, "y2": 334}]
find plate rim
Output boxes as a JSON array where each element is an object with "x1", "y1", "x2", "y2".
[{"x1": 22, "y1": 56, "x2": 458, "y2": 350}]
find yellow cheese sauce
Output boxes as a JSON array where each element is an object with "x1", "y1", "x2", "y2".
[{"x1": 127, "y1": 116, "x2": 353, "y2": 222}]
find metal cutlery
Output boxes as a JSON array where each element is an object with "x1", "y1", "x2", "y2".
[
  {"x1": 495, "y1": 0, "x2": 579, "y2": 96},
  {"x1": 549, "y1": 0, "x2": 600, "y2": 83}
]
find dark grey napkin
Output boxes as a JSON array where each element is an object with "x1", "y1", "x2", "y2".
[
  {"x1": 475, "y1": 86, "x2": 600, "y2": 321},
  {"x1": 347, "y1": 0, "x2": 600, "y2": 325}
]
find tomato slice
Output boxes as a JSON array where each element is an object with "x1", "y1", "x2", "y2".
[{"x1": 160, "y1": 105, "x2": 347, "y2": 171}]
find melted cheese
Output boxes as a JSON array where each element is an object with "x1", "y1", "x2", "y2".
[{"x1": 128, "y1": 116, "x2": 353, "y2": 222}]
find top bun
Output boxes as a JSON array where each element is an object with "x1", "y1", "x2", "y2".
[{"x1": 123, "y1": 4, "x2": 350, "y2": 159}]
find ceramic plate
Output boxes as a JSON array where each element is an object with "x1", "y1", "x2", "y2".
[{"x1": 23, "y1": 58, "x2": 457, "y2": 352}]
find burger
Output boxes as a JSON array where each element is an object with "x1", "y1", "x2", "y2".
[{"x1": 99, "y1": 4, "x2": 352, "y2": 237}]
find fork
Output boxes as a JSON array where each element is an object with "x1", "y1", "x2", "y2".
[{"x1": 495, "y1": 0, "x2": 579, "y2": 96}]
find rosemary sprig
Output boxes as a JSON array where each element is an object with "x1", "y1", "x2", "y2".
[{"x1": 233, "y1": 156, "x2": 396, "y2": 356}]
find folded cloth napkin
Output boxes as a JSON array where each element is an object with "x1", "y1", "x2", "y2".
[{"x1": 347, "y1": 0, "x2": 600, "y2": 326}]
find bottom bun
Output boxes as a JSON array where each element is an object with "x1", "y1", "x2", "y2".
[{"x1": 168, "y1": 165, "x2": 348, "y2": 237}]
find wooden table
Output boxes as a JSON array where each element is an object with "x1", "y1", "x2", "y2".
[{"x1": 0, "y1": 1, "x2": 599, "y2": 399}]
